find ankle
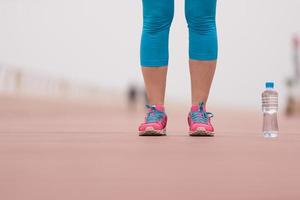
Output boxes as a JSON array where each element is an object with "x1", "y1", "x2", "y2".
[
  {"x1": 190, "y1": 102, "x2": 207, "y2": 112},
  {"x1": 147, "y1": 104, "x2": 165, "y2": 112}
]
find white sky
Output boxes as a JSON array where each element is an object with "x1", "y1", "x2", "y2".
[{"x1": 0, "y1": 0, "x2": 299, "y2": 108}]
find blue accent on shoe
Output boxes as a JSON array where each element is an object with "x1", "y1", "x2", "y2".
[
  {"x1": 145, "y1": 105, "x2": 165, "y2": 123},
  {"x1": 190, "y1": 102, "x2": 214, "y2": 124}
]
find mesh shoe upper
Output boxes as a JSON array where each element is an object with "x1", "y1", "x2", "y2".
[
  {"x1": 188, "y1": 102, "x2": 214, "y2": 132},
  {"x1": 139, "y1": 105, "x2": 167, "y2": 131}
]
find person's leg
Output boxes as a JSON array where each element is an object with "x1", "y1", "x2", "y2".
[
  {"x1": 142, "y1": 67, "x2": 168, "y2": 105},
  {"x1": 185, "y1": 0, "x2": 218, "y2": 136},
  {"x1": 189, "y1": 60, "x2": 216, "y2": 104},
  {"x1": 139, "y1": 0, "x2": 174, "y2": 136},
  {"x1": 141, "y1": 0, "x2": 174, "y2": 105},
  {"x1": 185, "y1": 0, "x2": 218, "y2": 105}
]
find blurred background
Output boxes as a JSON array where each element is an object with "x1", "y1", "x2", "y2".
[
  {"x1": 0, "y1": 0, "x2": 300, "y2": 114},
  {"x1": 1, "y1": 2, "x2": 300, "y2": 199}
]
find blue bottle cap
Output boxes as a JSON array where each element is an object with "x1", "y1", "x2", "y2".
[{"x1": 265, "y1": 82, "x2": 274, "y2": 89}]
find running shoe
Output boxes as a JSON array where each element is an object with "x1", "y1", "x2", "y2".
[
  {"x1": 138, "y1": 105, "x2": 167, "y2": 136},
  {"x1": 188, "y1": 102, "x2": 214, "y2": 136}
]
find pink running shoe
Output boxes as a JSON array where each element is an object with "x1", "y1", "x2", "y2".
[
  {"x1": 188, "y1": 102, "x2": 214, "y2": 136},
  {"x1": 138, "y1": 105, "x2": 167, "y2": 136}
]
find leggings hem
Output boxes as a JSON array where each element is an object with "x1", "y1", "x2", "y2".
[
  {"x1": 141, "y1": 60, "x2": 169, "y2": 67},
  {"x1": 189, "y1": 54, "x2": 218, "y2": 61}
]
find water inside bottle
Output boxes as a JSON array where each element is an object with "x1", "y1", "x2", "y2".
[{"x1": 263, "y1": 111, "x2": 278, "y2": 138}]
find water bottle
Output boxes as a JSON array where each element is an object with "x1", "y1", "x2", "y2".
[{"x1": 262, "y1": 82, "x2": 279, "y2": 138}]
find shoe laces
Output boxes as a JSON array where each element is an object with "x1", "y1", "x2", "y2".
[
  {"x1": 190, "y1": 102, "x2": 214, "y2": 124},
  {"x1": 145, "y1": 105, "x2": 165, "y2": 123}
]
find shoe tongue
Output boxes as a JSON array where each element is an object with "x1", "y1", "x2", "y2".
[
  {"x1": 191, "y1": 105, "x2": 206, "y2": 112},
  {"x1": 148, "y1": 104, "x2": 165, "y2": 112}
]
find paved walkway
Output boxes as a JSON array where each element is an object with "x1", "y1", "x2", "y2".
[{"x1": 0, "y1": 96, "x2": 300, "y2": 200}]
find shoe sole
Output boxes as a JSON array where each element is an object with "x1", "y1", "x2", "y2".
[
  {"x1": 189, "y1": 127, "x2": 214, "y2": 137},
  {"x1": 139, "y1": 127, "x2": 166, "y2": 136}
]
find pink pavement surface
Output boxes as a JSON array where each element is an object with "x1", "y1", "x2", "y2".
[{"x1": 0, "y1": 95, "x2": 300, "y2": 200}]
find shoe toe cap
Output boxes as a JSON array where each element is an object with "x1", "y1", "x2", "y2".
[
  {"x1": 139, "y1": 123, "x2": 163, "y2": 131},
  {"x1": 190, "y1": 123, "x2": 214, "y2": 132}
]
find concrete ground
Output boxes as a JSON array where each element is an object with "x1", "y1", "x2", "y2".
[{"x1": 0, "y1": 95, "x2": 300, "y2": 200}]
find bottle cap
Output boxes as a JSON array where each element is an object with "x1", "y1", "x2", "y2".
[{"x1": 266, "y1": 82, "x2": 274, "y2": 89}]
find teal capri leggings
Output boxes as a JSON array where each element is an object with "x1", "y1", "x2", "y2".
[{"x1": 141, "y1": 0, "x2": 218, "y2": 67}]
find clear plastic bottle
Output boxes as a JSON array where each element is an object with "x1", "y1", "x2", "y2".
[{"x1": 262, "y1": 82, "x2": 279, "y2": 138}]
